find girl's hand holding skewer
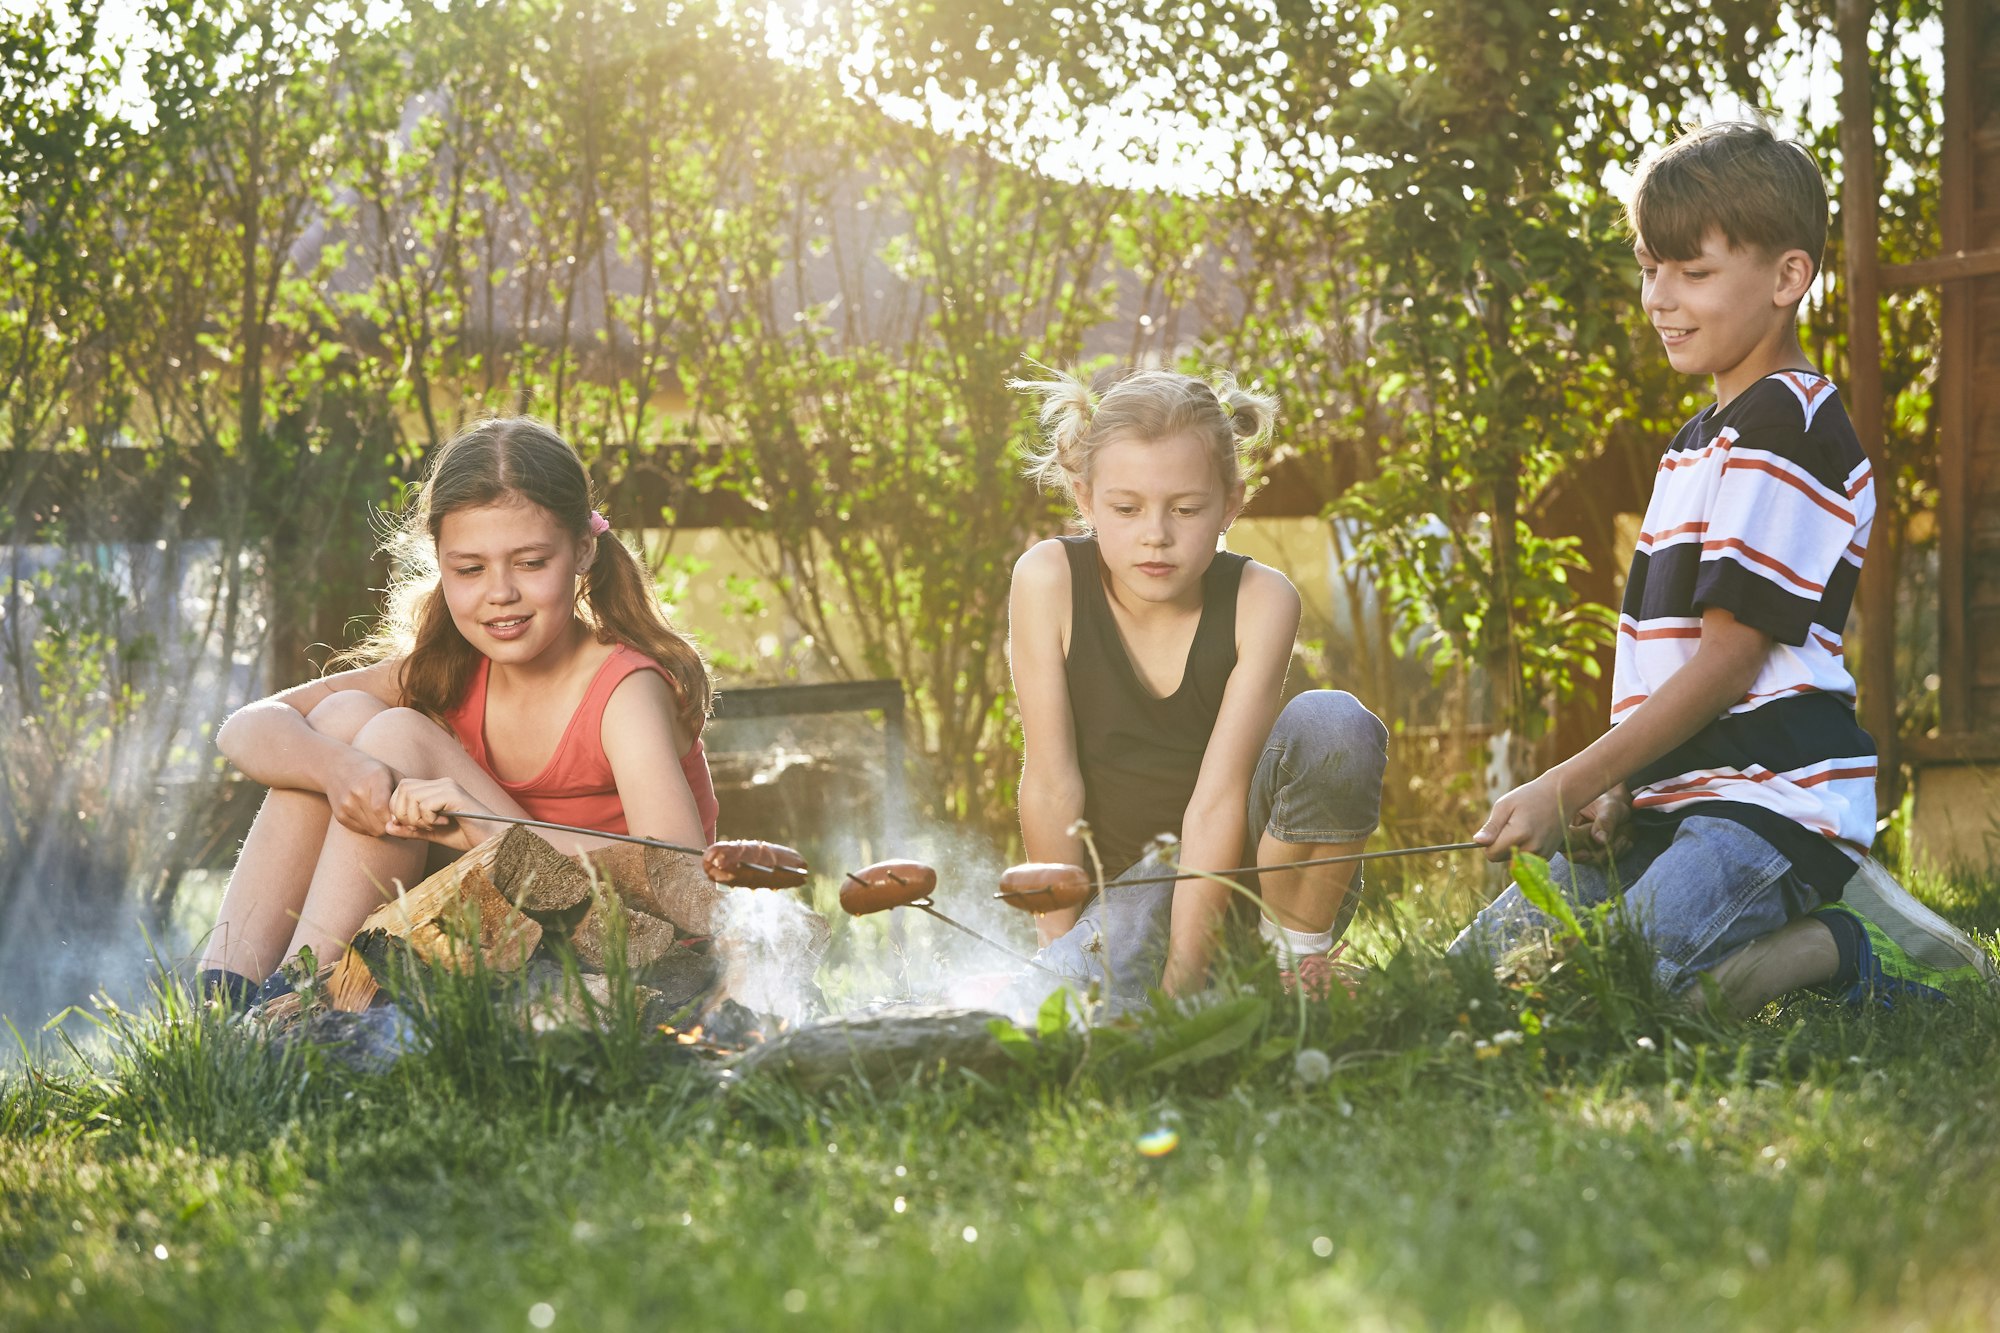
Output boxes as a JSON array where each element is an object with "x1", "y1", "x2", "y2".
[{"x1": 386, "y1": 777, "x2": 486, "y2": 851}]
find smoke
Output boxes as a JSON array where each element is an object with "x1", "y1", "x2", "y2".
[
  {"x1": 795, "y1": 820, "x2": 1068, "y2": 1026},
  {"x1": 0, "y1": 537, "x2": 265, "y2": 1056},
  {"x1": 713, "y1": 888, "x2": 825, "y2": 1028}
]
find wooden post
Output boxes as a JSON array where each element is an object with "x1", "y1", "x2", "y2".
[
  {"x1": 1837, "y1": 0, "x2": 1898, "y2": 808},
  {"x1": 1936, "y1": 0, "x2": 1972, "y2": 736}
]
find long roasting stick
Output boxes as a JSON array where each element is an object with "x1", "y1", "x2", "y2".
[
  {"x1": 996, "y1": 840, "x2": 1482, "y2": 901},
  {"x1": 439, "y1": 810, "x2": 803, "y2": 883},
  {"x1": 441, "y1": 809, "x2": 706, "y2": 856}
]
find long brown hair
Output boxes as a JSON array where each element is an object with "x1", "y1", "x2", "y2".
[{"x1": 345, "y1": 417, "x2": 712, "y2": 736}]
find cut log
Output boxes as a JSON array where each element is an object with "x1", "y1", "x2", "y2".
[
  {"x1": 729, "y1": 1007, "x2": 1017, "y2": 1094},
  {"x1": 325, "y1": 826, "x2": 551, "y2": 1011},
  {"x1": 572, "y1": 843, "x2": 726, "y2": 936},
  {"x1": 483, "y1": 824, "x2": 596, "y2": 913},
  {"x1": 570, "y1": 896, "x2": 679, "y2": 971}
]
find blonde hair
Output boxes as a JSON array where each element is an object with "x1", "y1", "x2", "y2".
[
  {"x1": 340, "y1": 417, "x2": 712, "y2": 736},
  {"x1": 1011, "y1": 365, "x2": 1278, "y2": 500}
]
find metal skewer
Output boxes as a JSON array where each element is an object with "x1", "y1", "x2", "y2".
[
  {"x1": 437, "y1": 809, "x2": 799, "y2": 880},
  {"x1": 440, "y1": 809, "x2": 705, "y2": 856},
  {"x1": 994, "y1": 840, "x2": 1482, "y2": 900},
  {"x1": 845, "y1": 871, "x2": 1062, "y2": 978}
]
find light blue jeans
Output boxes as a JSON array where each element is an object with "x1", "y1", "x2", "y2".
[
  {"x1": 1447, "y1": 815, "x2": 1821, "y2": 994},
  {"x1": 1036, "y1": 690, "x2": 1389, "y2": 1000}
]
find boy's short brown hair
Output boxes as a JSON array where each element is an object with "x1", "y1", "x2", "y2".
[{"x1": 1627, "y1": 121, "x2": 1829, "y2": 282}]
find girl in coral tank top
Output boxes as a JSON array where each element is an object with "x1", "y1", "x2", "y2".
[{"x1": 198, "y1": 418, "x2": 717, "y2": 1005}]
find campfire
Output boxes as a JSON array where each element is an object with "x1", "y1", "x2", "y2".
[{"x1": 256, "y1": 827, "x2": 1071, "y2": 1090}]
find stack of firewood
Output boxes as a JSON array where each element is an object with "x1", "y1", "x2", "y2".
[{"x1": 322, "y1": 825, "x2": 732, "y2": 1012}]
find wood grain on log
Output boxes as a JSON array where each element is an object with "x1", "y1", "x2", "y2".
[
  {"x1": 572, "y1": 843, "x2": 726, "y2": 935},
  {"x1": 570, "y1": 895, "x2": 679, "y2": 971},
  {"x1": 326, "y1": 826, "x2": 550, "y2": 1011}
]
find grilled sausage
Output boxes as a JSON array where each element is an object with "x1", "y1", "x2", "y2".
[
  {"x1": 838, "y1": 860, "x2": 939, "y2": 915},
  {"x1": 995, "y1": 862, "x2": 1091, "y2": 914},
  {"x1": 702, "y1": 839, "x2": 810, "y2": 888}
]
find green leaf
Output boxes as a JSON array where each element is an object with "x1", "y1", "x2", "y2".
[
  {"x1": 1035, "y1": 986, "x2": 1071, "y2": 1040},
  {"x1": 1512, "y1": 852, "x2": 1582, "y2": 940},
  {"x1": 1128, "y1": 996, "x2": 1270, "y2": 1078}
]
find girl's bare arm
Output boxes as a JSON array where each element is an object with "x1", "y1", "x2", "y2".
[
  {"x1": 1162, "y1": 563, "x2": 1301, "y2": 995},
  {"x1": 214, "y1": 658, "x2": 407, "y2": 796},
  {"x1": 1009, "y1": 540, "x2": 1088, "y2": 945},
  {"x1": 600, "y1": 668, "x2": 710, "y2": 851}
]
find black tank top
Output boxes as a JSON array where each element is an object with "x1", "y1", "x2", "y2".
[{"x1": 1061, "y1": 535, "x2": 1249, "y2": 879}]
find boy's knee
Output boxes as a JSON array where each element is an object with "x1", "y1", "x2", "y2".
[{"x1": 305, "y1": 690, "x2": 389, "y2": 744}]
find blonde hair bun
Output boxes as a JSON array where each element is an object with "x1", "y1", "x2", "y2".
[{"x1": 1012, "y1": 363, "x2": 1278, "y2": 502}]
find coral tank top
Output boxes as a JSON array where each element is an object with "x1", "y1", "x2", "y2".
[{"x1": 445, "y1": 644, "x2": 719, "y2": 842}]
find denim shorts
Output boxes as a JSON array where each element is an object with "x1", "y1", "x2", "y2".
[
  {"x1": 1035, "y1": 690, "x2": 1389, "y2": 1000},
  {"x1": 1447, "y1": 814, "x2": 1822, "y2": 994}
]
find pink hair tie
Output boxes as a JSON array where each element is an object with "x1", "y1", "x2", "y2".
[{"x1": 588, "y1": 510, "x2": 610, "y2": 535}]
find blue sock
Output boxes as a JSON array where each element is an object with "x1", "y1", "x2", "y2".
[
  {"x1": 1818, "y1": 909, "x2": 1864, "y2": 989},
  {"x1": 197, "y1": 969, "x2": 260, "y2": 1013}
]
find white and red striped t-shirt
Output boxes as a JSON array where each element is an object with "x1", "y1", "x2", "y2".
[{"x1": 1613, "y1": 369, "x2": 1876, "y2": 899}]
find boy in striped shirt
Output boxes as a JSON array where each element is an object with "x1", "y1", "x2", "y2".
[{"x1": 1454, "y1": 122, "x2": 1993, "y2": 1015}]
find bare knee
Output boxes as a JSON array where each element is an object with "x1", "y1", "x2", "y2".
[
  {"x1": 306, "y1": 690, "x2": 391, "y2": 745},
  {"x1": 351, "y1": 706, "x2": 456, "y2": 768}
]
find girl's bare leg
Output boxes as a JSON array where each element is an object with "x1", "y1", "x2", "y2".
[
  {"x1": 1255, "y1": 831, "x2": 1367, "y2": 935},
  {"x1": 280, "y1": 707, "x2": 532, "y2": 968},
  {"x1": 199, "y1": 691, "x2": 391, "y2": 980}
]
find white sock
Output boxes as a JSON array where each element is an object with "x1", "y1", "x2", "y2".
[{"x1": 1260, "y1": 915, "x2": 1334, "y2": 964}]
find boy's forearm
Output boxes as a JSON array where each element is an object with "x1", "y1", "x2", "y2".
[{"x1": 1555, "y1": 623, "x2": 1768, "y2": 813}]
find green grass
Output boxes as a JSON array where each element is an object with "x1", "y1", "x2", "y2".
[{"x1": 5, "y1": 868, "x2": 2000, "y2": 1332}]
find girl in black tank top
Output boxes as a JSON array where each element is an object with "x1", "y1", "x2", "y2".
[
  {"x1": 1060, "y1": 534, "x2": 1249, "y2": 881},
  {"x1": 1009, "y1": 366, "x2": 1387, "y2": 1001}
]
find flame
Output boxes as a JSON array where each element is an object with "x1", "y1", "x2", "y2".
[{"x1": 677, "y1": 1024, "x2": 705, "y2": 1046}]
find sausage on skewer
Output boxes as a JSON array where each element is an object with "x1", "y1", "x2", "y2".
[
  {"x1": 839, "y1": 860, "x2": 939, "y2": 916},
  {"x1": 994, "y1": 862, "x2": 1091, "y2": 914},
  {"x1": 704, "y1": 839, "x2": 811, "y2": 889}
]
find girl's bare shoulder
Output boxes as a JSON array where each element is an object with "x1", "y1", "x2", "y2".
[
  {"x1": 1235, "y1": 560, "x2": 1302, "y2": 644},
  {"x1": 1012, "y1": 537, "x2": 1075, "y2": 590}
]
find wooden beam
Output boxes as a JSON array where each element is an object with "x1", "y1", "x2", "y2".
[
  {"x1": 1936, "y1": 0, "x2": 1974, "y2": 736},
  {"x1": 1838, "y1": 0, "x2": 1898, "y2": 805},
  {"x1": 1881, "y1": 245, "x2": 2000, "y2": 291},
  {"x1": 1901, "y1": 731, "x2": 2000, "y2": 766}
]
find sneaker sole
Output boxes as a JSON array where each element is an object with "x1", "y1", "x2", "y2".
[{"x1": 1839, "y1": 859, "x2": 1998, "y2": 985}]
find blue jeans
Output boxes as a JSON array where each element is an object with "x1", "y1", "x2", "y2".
[
  {"x1": 1035, "y1": 690, "x2": 1389, "y2": 1000},
  {"x1": 1447, "y1": 815, "x2": 1822, "y2": 994}
]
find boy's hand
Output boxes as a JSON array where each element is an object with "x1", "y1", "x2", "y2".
[
  {"x1": 1475, "y1": 770, "x2": 1584, "y2": 862},
  {"x1": 1567, "y1": 784, "x2": 1632, "y2": 865}
]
